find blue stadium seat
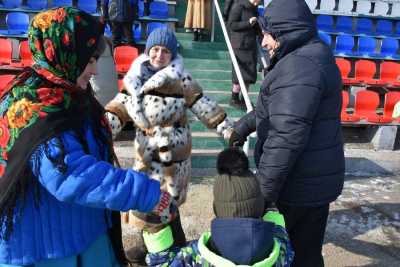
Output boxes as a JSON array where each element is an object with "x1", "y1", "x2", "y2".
[
  {"x1": 6, "y1": 12, "x2": 29, "y2": 34},
  {"x1": 376, "y1": 20, "x2": 393, "y2": 36},
  {"x1": 356, "y1": 18, "x2": 373, "y2": 34},
  {"x1": 396, "y1": 22, "x2": 400, "y2": 36},
  {"x1": 380, "y1": 38, "x2": 400, "y2": 59},
  {"x1": 27, "y1": 0, "x2": 47, "y2": 10},
  {"x1": 104, "y1": 24, "x2": 112, "y2": 38},
  {"x1": 133, "y1": 23, "x2": 141, "y2": 41},
  {"x1": 355, "y1": 36, "x2": 377, "y2": 57},
  {"x1": 146, "y1": 22, "x2": 167, "y2": 36},
  {"x1": 316, "y1": 15, "x2": 334, "y2": 32},
  {"x1": 258, "y1": 6, "x2": 264, "y2": 17},
  {"x1": 78, "y1": 0, "x2": 98, "y2": 14},
  {"x1": 318, "y1": 31, "x2": 332, "y2": 45},
  {"x1": 138, "y1": 0, "x2": 145, "y2": 17},
  {"x1": 336, "y1": 16, "x2": 353, "y2": 33},
  {"x1": 3, "y1": 0, "x2": 22, "y2": 9},
  {"x1": 335, "y1": 35, "x2": 355, "y2": 56},
  {"x1": 149, "y1": 1, "x2": 168, "y2": 19},
  {"x1": 51, "y1": 0, "x2": 73, "y2": 7}
]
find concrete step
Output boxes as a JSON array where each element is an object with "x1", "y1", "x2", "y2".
[
  {"x1": 197, "y1": 79, "x2": 262, "y2": 91},
  {"x1": 180, "y1": 49, "x2": 230, "y2": 60},
  {"x1": 178, "y1": 39, "x2": 228, "y2": 51},
  {"x1": 183, "y1": 58, "x2": 231, "y2": 71},
  {"x1": 191, "y1": 69, "x2": 264, "y2": 81}
]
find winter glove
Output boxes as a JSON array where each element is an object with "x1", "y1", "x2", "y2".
[
  {"x1": 152, "y1": 191, "x2": 178, "y2": 225},
  {"x1": 228, "y1": 130, "x2": 247, "y2": 147}
]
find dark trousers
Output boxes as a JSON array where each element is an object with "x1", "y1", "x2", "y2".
[
  {"x1": 277, "y1": 203, "x2": 330, "y2": 267},
  {"x1": 111, "y1": 21, "x2": 134, "y2": 46}
]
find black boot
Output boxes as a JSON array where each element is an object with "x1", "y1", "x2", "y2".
[
  {"x1": 230, "y1": 92, "x2": 245, "y2": 110},
  {"x1": 193, "y1": 30, "x2": 199, "y2": 41},
  {"x1": 125, "y1": 232, "x2": 147, "y2": 265}
]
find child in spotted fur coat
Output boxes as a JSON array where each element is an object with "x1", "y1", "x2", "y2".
[{"x1": 105, "y1": 27, "x2": 233, "y2": 261}]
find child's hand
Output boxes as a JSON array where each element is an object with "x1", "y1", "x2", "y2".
[{"x1": 152, "y1": 191, "x2": 178, "y2": 224}]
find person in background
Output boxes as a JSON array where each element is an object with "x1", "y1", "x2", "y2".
[
  {"x1": 142, "y1": 148, "x2": 294, "y2": 267},
  {"x1": 184, "y1": 0, "x2": 211, "y2": 41},
  {"x1": 0, "y1": 8, "x2": 175, "y2": 267},
  {"x1": 223, "y1": 0, "x2": 234, "y2": 22},
  {"x1": 105, "y1": 27, "x2": 234, "y2": 264},
  {"x1": 101, "y1": 0, "x2": 137, "y2": 47},
  {"x1": 227, "y1": 0, "x2": 261, "y2": 110},
  {"x1": 229, "y1": 0, "x2": 345, "y2": 266}
]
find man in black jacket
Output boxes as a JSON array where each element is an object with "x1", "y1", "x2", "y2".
[{"x1": 229, "y1": 0, "x2": 345, "y2": 266}]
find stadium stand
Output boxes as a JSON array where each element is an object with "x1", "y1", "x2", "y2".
[
  {"x1": 6, "y1": 12, "x2": 29, "y2": 34},
  {"x1": 18, "y1": 40, "x2": 33, "y2": 67},
  {"x1": 114, "y1": 45, "x2": 139, "y2": 74},
  {"x1": 0, "y1": 38, "x2": 12, "y2": 65},
  {"x1": 26, "y1": 0, "x2": 48, "y2": 10}
]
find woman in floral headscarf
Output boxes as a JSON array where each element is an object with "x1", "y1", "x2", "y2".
[{"x1": 0, "y1": 7, "x2": 177, "y2": 267}]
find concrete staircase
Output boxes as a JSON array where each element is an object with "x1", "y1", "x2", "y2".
[{"x1": 176, "y1": 32, "x2": 263, "y2": 176}]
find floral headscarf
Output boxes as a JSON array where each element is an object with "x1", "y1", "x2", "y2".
[{"x1": 0, "y1": 7, "x2": 110, "y2": 238}]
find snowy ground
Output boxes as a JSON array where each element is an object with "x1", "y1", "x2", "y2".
[{"x1": 123, "y1": 174, "x2": 400, "y2": 267}]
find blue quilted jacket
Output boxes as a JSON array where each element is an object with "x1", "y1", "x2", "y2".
[{"x1": 0, "y1": 121, "x2": 161, "y2": 266}]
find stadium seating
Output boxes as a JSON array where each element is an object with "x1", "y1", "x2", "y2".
[
  {"x1": 336, "y1": 58, "x2": 354, "y2": 84},
  {"x1": 51, "y1": 0, "x2": 73, "y2": 7},
  {"x1": 382, "y1": 91, "x2": 400, "y2": 122},
  {"x1": 0, "y1": 38, "x2": 12, "y2": 65},
  {"x1": 376, "y1": 20, "x2": 393, "y2": 36},
  {"x1": 2, "y1": 0, "x2": 22, "y2": 9},
  {"x1": 354, "y1": 59, "x2": 381, "y2": 85},
  {"x1": 335, "y1": 35, "x2": 355, "y2": 56},
  {"x1": 19, "y1": 40, "x2": 34, "y2": 67},
  {"x1": 258, "y1": 6, "x2": 264, "y2": 17},
  {"x1": 104, "y1": 24, "x2": 112, "y2": 38},
  {"x1": 138, "y1": 0, "x2": 145, "y2": 17},
  {"x1": 0, "y1": 75, "x2": 15, "y2": 91},
  {"x1": 380, "y1": 38, "x2": 400, "y2": 59},
  {"x1": 146, "y1": 22, "x2": 167, "y2": 36},
  {"x1": 336, "y1": 16, "x2": 353, "y2": 33},
  {"x1": 26, "y1": 0, "x2": 48, "y2": 10},
  {"x1": 353, "y1": 90, "x2": 381, "y2": 122},
  {"x1": 317, "y1": 15, "x2": 334, "y2": 32},
  {"x1": 356, "y1": 18, "x2": 373, "y2": 34},
  {"x1": 149, "y1": 1, "x2": 169, "y2": 19},
  {"x1": 341, "y1": 90, "x2": 360, "y2": 122},
  {"x1": 396, "y1": 23, "x2": 400, "y2": 35},
  {"x1": 355, "y1": 36, "x2": 377, "y2": 57},
  {"x1": 133, "y1": 23, "x2": 141, "y2": 41},
  {"x1": 114, "y1": 45, "x2": 139, "y2": 73},
  {"x1": 379, "y1": 61, "x2": 400, "y2": 88},
  {"x1": 318, "y1": 31, "x2": 332, "y2": 45},
  {"x1": 77, "y1": 0, "x2": 98, "y2": 14},
  {"x1": 6, "y1": 12, "x2": 29, "y2": 34}
]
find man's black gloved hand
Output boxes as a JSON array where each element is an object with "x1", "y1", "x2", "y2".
[
  {"x1": 228, "y1": 130, "x2": 246, "y2": 147},
  {"x1": 264, "y1": 202, "x2": 279, "y2": 213}
]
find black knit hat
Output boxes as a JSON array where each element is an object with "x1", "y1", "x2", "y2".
[{"x1": 213, "y1": 148, "x2": 265, "y2": 218}]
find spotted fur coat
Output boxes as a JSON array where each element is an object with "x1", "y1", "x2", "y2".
[{"x1": 106, "y1": 54, "x2": 233, "y2": 208}]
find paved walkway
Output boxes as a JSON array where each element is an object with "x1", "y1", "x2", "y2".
[{"x1": 122, "y1": 174, "x2": 400, "y2": 267}]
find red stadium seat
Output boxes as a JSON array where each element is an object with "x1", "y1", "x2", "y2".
[
  {"x1": 354, "y1": 60, "x2": 384, "y2": 86},
  {"x1": 353, "y1": 90, "x2": 381, "y2": 122},
  {"x1": 0, "y1": 38, "x2": 12, "y2": 65},
  {"x1": 0, "y1": 75, "x2": 15, "y2": 92},
  {"x1": 336, "y1": 58, "x2": 356, "y2": 85},
  {"x1": 341, "y1": 90, "x2": 360, "y2": 122},
  {"x1": 379, "y1": 61, "x2": 400, "y2": 88},
  {"x1": 19, "y1": 40, "x2": 34, "y2": 67},
  {"x1": 381, "y1": 91, "x2": 400, "y2": 123},
  {"x1": 114, "y1": 46, "x2": 139, "y2": 74}
]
